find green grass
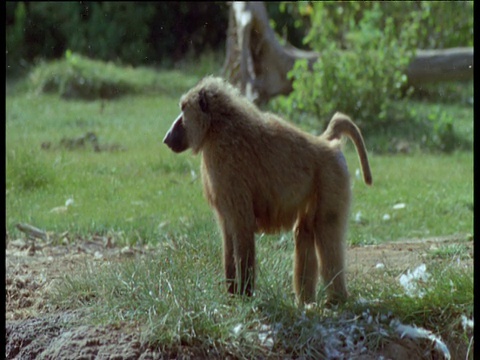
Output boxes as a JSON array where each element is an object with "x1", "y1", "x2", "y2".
[
  {"x1": 6, "y1": 55, "x2": 473, "y2": 358},
  {"x1": 51, "y1": 241, "x2": 473, "y2": 357},
  {"x1": 6, "y1": 58, "x2": 214, "y2": 244},
  {"x1": 427, "y1": 243, "x2": 473, "y2": 261},
  {"x1": 5, "y1": 89, "x2": 473, "y2": 245},
  {"x1": 347, "y1": 150, "x2": 473, "y2": 245}
]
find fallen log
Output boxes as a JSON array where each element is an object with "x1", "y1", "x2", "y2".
[{"x1": 406, "y1": 47, "x2": 473, "y2": 86}]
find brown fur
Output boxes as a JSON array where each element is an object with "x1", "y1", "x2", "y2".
[{"x1": 163, "y1": 76, "x2": 372, "y2": 305}]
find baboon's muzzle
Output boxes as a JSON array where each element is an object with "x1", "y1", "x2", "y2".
[{"x1": 163, "y1": 113, "x2": 189, "y2": 153}]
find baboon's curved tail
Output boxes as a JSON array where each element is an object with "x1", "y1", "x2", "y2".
[{"x1": 322, "y1": 112, "x2": 373, "y2": 186}]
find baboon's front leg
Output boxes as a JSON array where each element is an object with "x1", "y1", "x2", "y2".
[
  {"x1": 233, "y1": 232, "x2": 255, "y2": 296},
  {"x1": 221, "y1": 221, "x2": 255, "y2": 296},
  {"x1": 293, "y1": 218, "x2": 319, "y2": 305}
]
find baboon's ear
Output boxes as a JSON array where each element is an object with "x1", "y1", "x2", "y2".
[{"x1": 199, "y1": 89, "x2": 209, "y2": 113}]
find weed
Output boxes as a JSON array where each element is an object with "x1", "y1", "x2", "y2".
[
  {"x1": 6, "y1": 148, "x2": 56, "y2": 191},
  {"x1": 427, "y1": 243, "x2": 472, "y2": 260}
]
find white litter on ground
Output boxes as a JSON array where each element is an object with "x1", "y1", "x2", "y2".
[
  {"x1": 399, "y1": 263, "x2": 430, "y2": 298},
  {"x1": 229, "y1": 306, "x2": 451, "y2": 359},
  {"x1": 393, "y1": 320, "x2": 451, "y2": 359},
  {"x1": 461, "y1": 314, "x2": 474, "y2": 331},
  {"x1": 354, "y1": 211, "x2": 363, "y2": 223}
]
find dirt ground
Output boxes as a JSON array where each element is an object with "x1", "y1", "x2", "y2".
[{"x1": 5, "y1": 232, "x2": 473, "y2": 359}]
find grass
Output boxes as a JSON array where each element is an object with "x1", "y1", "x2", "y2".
[
  {"x1": 51, "y1": 242, "x2": 473, "y2": 357},
  {"x1": 6, "y1": 53, "x2": 473, "y2": 358},
  {"x1": 348, "y1": 150, "x2": 473, "y2": 245},
  {"x1": 6, "y1": 66, "x2": 210, "y2": 244},
  {"x1": 5, "y1": 91, "x2": 473, "y2": 245},
  {"x1": 427, "y1": 243, "x2": 473, "y2": 261}
]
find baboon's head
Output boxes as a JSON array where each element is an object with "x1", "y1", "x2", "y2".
[
  {"x1": 163, "y1": 77, "x2": 221, "y2": 154},
  {"x1": 163, "y1": 76, "x2": 242, "y2": 154}
]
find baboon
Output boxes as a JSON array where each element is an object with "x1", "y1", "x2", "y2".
[{"x1": 163, "y1": 76, "x2": 372, "y2": 305}]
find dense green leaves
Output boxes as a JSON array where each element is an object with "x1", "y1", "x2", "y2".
[
  {"x1": 269, "y1": 2, "x2": 472, "y2": 153},
  {"x1": 6, "y1": 2, "x2": 228, "y2": 74},
  {"x1": 274, "y1": 2, "x2": 422, "y2": 127}
]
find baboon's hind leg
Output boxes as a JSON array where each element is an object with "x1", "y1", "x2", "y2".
[
  {"x1": 222, "y1": 230, "x2": 237, "y2": 295},
  {"x1": 314, "y1": 194, "x2": 350, "y2": 305},
  {"x1": 315, "y1": 207, "x2": 348, "y2": 304},
  {"x1": 293, "y1": 217, "x2": 319, "y2": 305}
]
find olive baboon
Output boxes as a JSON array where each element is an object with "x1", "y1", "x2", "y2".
[{"x1": 163, "y1": 76, "x2": 372, "y2": 305}]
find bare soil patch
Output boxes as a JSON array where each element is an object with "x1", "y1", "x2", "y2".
[{"x1": 5, "y1": 233, "x2": 473, "y2": 359}]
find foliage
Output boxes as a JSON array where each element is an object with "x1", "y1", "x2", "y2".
[
  {"x1": 266, "y1": 2, "x2": 310, "y2": 48},
  {"x1": 27, "y1": 50, "x2": 224, "y2": 100},
  {"x1": 29, "y1": 51, "x2": 145, "y2": 100},
  {"x1": 6, "y1": 2, "x2": 228, "y2": 74},
  {"x1": 69, "y1": 2, "x2": 157, "y2": 65},
  {"x1": 274, "y1": 1, "x2": 473, "y2": 50},
  {"x1": 272, "y1": 2, "x2": 422, "y2": 129},
  {"x1": 426, "y1": 109, "x2": 463, "y2": 154},
  {"x1": 355, "y1": 95, "x2": 473, "y2": 154},
  {"x1": 415, "y1": 1, "x2": 474, "y2": 49},
  {"x1": 270, "y1": 2, "x2": 473, "y2": 154},
  {"x1": 6, "y1": 2, "x2": 28, "y2": 74},
  {"x1": 148, "y1": 2, "x2": 228, "y2": 65}
]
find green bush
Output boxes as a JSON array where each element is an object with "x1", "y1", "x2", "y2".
[
  {"x1": 272, "y1": 2, "x2": 422, "y2": 128},
  {"x1": 27, "y1": 50, "x2": 224, "y2": 100},
  {"x1": 273, "y1": 2, "x2": 473, "y2": 52},
  {"x1": 425, "y1": 109, "x2": 470, "y2": 153},
  {"x1": 6, "y1": 2, "x2": 228, "y2": 74},
  {"x1": 6, "y1": 2, "x2": 28, "y2": 74},
  {"x1": 28, "y1": 51, "x2": 143, "y2": 99},
  {"x1": 416, "y1": 1, "x2": 473, "y2": 49},
  {"x1": 68, "y1": 2, "x2": 157, "y2": 65}
]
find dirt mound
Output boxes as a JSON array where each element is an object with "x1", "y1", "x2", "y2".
[{"x1": 6, "y1": 311, "x2": 163, "y2": 359}]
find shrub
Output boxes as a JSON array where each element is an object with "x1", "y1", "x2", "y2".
[
  {"x1": 27, "y1": 50, "x2": 224, "y2": 100},
  {"x1": 6, "y1": 2, "x2": 28, "y2": 75},
  {"x1": 272, "y1": 2, "x2": 423, "y2": 129},
  {"x1": 425, "y1": 109, "x2": 469, "y2": 153},
  {"x1": 29, "y1": 51, "x2": 144, "y2": 99},
  {"x1": 416, "y1": 1, "x2": 473, "y2": 49},
  {"x1": 5, "y1": 2, "x2": 228, "y2": 74}
]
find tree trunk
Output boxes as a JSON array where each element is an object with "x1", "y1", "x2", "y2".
[{"x1": 223, "y1": 2, "x2": 473, "y2": 104}]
